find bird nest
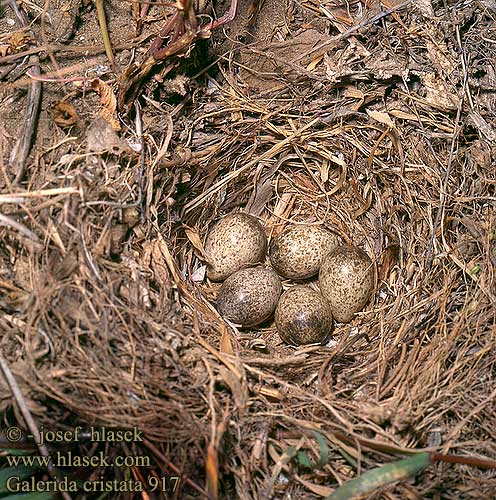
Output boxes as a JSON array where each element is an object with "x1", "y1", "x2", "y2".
[{"x1": 0, "y1": 0, "x2": 495, "y2": 498}]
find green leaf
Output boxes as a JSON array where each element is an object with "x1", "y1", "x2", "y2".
[
  {"x1": 337, "y1": 447, "x2": 358, "y2": 469},
  {"x1": 0, "y1": 468, "x2": 40, "y2": 493},
  {"x1": 0, "y1": 451, "x2": 36, "y2": 457},
  {"x1": 0, "y1": 493, "x2": 54, "y2": 500},
  {"x1": 312, "y1": 431, "x2": 330, "y2": 469},
  {"x1": 295, "y1": 431, "x2": 330, "y2": 470},
  {"x1": 296, "y1": 450, "x2": 313, "y2": 468},
  {"x1": 326, "y1": 452, "x2": 432, "y2": 500}
]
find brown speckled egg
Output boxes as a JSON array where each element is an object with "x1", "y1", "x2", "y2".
[
  {"x1": 204, "y1": 213, "x2": 267, "y2": 281},
  {"x1": 217, "y1": 267, "x2": 282, "y2": 327},
  {"x1": 275, "y1": 286, "x2": 333, "y2": 345},
  {"x1": 269, "y1": 225, "x2": 340, "y2": 279},
  {"x1": 319, "y1": 246, "x2": 374, "y2": 323}
]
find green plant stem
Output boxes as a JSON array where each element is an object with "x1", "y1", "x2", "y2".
[{"x1": 94, "y1": 0, "x2": 115, "y2": 69}]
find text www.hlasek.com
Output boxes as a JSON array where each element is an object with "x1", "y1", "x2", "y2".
[{"x1": 7, "y1": 451, "x2": 150, "y2": 468}]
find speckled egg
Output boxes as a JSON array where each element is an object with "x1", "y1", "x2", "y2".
[
  {"x1": 217, "y1": 267, "x2": 282, "y2": 327},
  {"x1": 204, "y1": 213, "x2": 267, "y2": 281},
  {"x1": 319, "y1": 246, "x2": 374, "y2": 323},
  {"x1": 275, "y1": 286, "x2": 333, "y2": 345},
  {"x1": 269, "y1": 225, "x2": 340, "y2": 280}
]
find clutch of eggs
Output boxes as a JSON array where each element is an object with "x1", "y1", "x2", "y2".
[{"x1": 203, "y1": 214, "x2": 374, "y2": 336}]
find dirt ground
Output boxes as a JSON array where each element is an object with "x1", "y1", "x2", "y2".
[{"x1": 1, "y1": 0, "x2": 495, "y2": 498}]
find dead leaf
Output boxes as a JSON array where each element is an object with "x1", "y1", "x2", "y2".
[
  {"x1": 51, "y1": 101, "x2": 78, "y2": 128},
  {"x1": 267, "y1": 192, "x2": 295, "y2": 232},
  {"x1": 426, "y1": 38, "x2": 456, "y2": 76},
  {"x1": 0, "y1": 44, "x2": 10, "y2": 57},
  {"x1": 253, "y1": 385, "x2": 285, "y2": 402},
  {"x1": 220, "y1": 325, "x2": 234, "y2": 355},
  {"x1": 191, "y1": 265, "x2": 206, "y2": 282},
  {"x1": 319, "y1": 159, "x2": 330, "y2": 183},
  {"x1": 146, "y1": 240, "x2": 171, "y2": 289},
  {"x1": 342, "y1": 86, "x2": 365, "y2": 100},
  {"x1": 468, "y1": 111, "x2": 496, "y2": 141},
  {"x1": 219, "y1": 365, "x2": 247, "y2": 410},
  {"x1": 343, "y1": 86, "x2": 365, "y2": 110},
  {"x1": 91, "y1": 78, "x2": 120, "y2": 131},
  {"x1": 412, "y1": 0, "x2": 434, "y2": 17},
  {"x1": 228, "y1": 85, "x2": 242, "y2": 121},
  {"x1": 416, "y1": 72, "x2": 459, "y2": 110},
  {"x1": 367, "y1": 109, "x2": 395, "y2": 128},
  {"x1": 306, "y1": 54, "x2": 323, "y2": 71},
  {"x1": 86, "y1": 117, "x2": 129, "y2": 154},
  {"x1": 379, "y1": 244, "x2": 400, "y2": 283},
  {"x1": 239, "y1": 29, "x2": 329, "y2": 91},
  {"x1": 9, "y1": 32, "x2": 31, "y2": 53},
  {"x1": 390, "y1": 109, "x2": 417, "y2": 121},
  {"x1": 183, "y1": 226, "x2": 206, "y2": 257},
  {"x1": 109, "y1": 223, "x2": 129, "y2": 256},
  {"x1": 295, "y1": 475, "x2": 334, "y2": 497}
]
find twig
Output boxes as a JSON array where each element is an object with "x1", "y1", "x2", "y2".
[
  {"x1": 11, "y1": 61, "x2": 41, "y2": 183},
  {"x1": 0, "y1": 213, "x2": 39, "y2": 241},
  {"x1": 0, "y1": 186, "x2": 80, "y2": 203},
  {"x1": 0, "y1": 352, "x2": 72, "y2": 500},
  {"x1": 4, "y1": 0, "x2": 42, "y2": 183},
  {"x1": 0, "y1": 33, "x2": 154, "y2": 67},
  {"x1": 119, "y1": 0, "x2": 237, "y2": 111},
  {"x1": 432, "y1": 452, "x2": 496, "y2": 470},
  {"x1": 201, "y1": 0, "x2": 237, "y2": 31}
]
